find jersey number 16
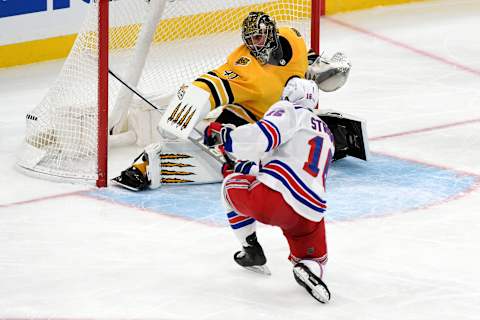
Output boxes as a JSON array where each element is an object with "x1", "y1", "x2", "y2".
[{"x1": 303, "y1": 136, "x2": 333, "y2": 188}]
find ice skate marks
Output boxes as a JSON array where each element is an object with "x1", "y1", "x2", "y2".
[{"x1": 88, "y1": 154, "x2": 478, "y2": 224}]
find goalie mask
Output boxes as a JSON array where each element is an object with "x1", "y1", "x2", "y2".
[{"x1": 242, "y1": 12, "x2": 279, "y2": 65}]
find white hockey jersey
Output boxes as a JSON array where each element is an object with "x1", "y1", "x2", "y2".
[{"x1": 224, "y1": 100, "x2": 335, "y2": 222}]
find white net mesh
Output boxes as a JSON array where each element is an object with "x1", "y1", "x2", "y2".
[{"x1": 18, "y1": 0, "x2": 314, "y2": 183}]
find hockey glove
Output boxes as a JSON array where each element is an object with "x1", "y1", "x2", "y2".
[
  {"x1": 222, "y1": 160, "x2": 258, "y2": 177},
  {"x1": 203, "y1": 122, "x2": 235, "y2": 148},
  {"x1": 221, "y1": 162, "x2": 234, "y2": 177},
  {"x1": 233, "y1": 160, "x2": 258, "y2": 175}
]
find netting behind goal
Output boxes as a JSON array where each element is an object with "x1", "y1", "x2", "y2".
[{"x1": 18, "y1": 0, "x2": 318, "y2": 186}]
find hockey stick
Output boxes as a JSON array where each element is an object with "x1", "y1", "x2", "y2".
[
  {"x1": 109, "y1": 69, "x2": 161, "y2": 113},
  {"x1": 108, "y1": 69, "x2": 227, "y2": 165}
]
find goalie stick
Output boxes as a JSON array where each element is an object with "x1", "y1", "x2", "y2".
[{"x1": 108, "y1": 69, "x2": 229, "y2": 165}]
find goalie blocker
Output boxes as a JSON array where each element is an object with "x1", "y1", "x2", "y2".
[
  {"x1": 317, "y1": 110, "x2": 369, "y2": 161},
  {"x1": 157, "y1": 84, "x2": 211, "y2": 140}
]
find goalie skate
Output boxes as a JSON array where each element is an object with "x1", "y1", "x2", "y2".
[
  {"x1": 111, "y1": 166, "x2": 149, "y2": 191},
  {"x1": 234, "y1": 232, "x2": 271, "y2": 276},
  {"x1": 111, "y1": 143, "x2": 162, "y2": 191},
  {"x1": 293, "y1": 261, "x2": 331, "y2": 303}
]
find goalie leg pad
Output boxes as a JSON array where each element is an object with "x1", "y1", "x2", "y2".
[{"x1": 144, "y1": 142, "x2": 163, "y2": 189}]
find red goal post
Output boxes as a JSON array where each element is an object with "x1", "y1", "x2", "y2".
[
  {"x1": 18, "y1": 0, "x2": 323, "y2": 187},
  {"x1": 98, "y1": 0, "x2": 109, "y2": 187}
]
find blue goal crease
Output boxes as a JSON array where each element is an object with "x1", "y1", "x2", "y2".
[{"x1": 87, "y1": 154, "x2": 478, "y2": 225}]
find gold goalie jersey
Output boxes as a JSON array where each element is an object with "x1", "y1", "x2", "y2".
[{"x1": 193, "y1": 26, "x2": 308, "y2": 122}]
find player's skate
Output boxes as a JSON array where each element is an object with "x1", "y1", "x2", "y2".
[
  {"x1": 293, "y1": 260, "x2": 331, "y2": 303},
  {"x1": 112, "y1": 165, "x2": 149, "y2": 191},
  {"x1": 234, "y1": 232, "x2": 271, "y2": 275},
  {"x1": 112, "y1": 143, "x2": 162, "y2": 191}
]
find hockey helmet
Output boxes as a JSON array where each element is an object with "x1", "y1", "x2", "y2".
[
  {"x1": 242, "y1": 11, "x2": 279, "y2": 65},
  {"x1": 281, "y1": 78, "x2": 319, "y2": 110}
]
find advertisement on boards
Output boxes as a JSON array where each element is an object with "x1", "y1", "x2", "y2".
[{"x1": 0, "y1": 0, "x2": 91, "y2": 45}]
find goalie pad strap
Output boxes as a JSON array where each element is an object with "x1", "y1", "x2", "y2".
[{"x1": 145, "y1": 142, "x2": 163, "y2": 189}]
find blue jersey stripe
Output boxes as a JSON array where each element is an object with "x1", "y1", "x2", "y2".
[
  {"x1": 261, "y1": 168, "x2": 325, "y2": 213},
  {"x1": 256, "y1": 121, "x2": 273, "y2": 151},
  {"x1": 269, "y1": 160, "x2": 326, "y2": 204},
  {"x1": 262, "y1": 119, "x2": 282, "y2": 147}
]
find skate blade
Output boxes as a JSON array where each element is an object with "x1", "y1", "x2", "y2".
[
  {"x1": 293, "y1": 265, "x2": 330, "y2": 303},
  {"x1": 111, "y1": 176, "x2": 142, "y2": 191},
  {"x1": 244, "y1": 265, "x2": 272, "y2": 276}
]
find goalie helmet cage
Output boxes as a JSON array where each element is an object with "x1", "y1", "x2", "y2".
[{"x1": 17, "y1": 0, "x2": 323, "y2": 187}]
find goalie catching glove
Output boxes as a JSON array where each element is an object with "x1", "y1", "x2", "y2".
[{"x1": 306, "y1": 52, "x2": 351, "y2": 92}]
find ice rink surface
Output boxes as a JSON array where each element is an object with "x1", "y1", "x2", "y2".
[{"x1": 1, "y1": 0, "x2": 480, "y2": 319}]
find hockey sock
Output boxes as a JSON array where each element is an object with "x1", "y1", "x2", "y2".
[{"x1": 226, "y1": 210, "x2": 256, "y2": 247}]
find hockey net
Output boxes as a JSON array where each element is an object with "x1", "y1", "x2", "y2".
[{"x1": 17, "y1": 0, "x2": 320, "y2": 186}]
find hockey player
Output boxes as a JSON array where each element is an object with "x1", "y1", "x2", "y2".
[
  {"x1": 115, "y1": 11, "x2": 351, "y2": 190},
  {"x1": 208, "y1": 78, "x2": 334, "y2": 303},
  {"x1": 193, "y1": 11, "x2": 310, "y2": 126},
  {"x1": 193, "y1": 11, "x2": 350, "y2": 126}
]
